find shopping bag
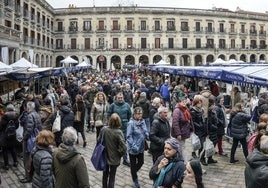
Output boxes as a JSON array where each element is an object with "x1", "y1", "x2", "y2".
[
  {"x1": 16, "y1": 123, "x2": 24, "y2": 142},
  {"x1": 74, "y1": 111, "x2": 82, "y2": 122},
  {"x1": 191, "y1": 133, "x2": 201, "y2": 151},
  {"x1": 91, "y1": 129, "x2": 107, "y2": 171},
  {"x1": 205, "y1": 137, "x2": 215, "y2": 158},
  {"x1": 52, "y1": 111, "x2": 61, "y2": 133},
  {"x1": 26, "y1": 127, "x2": 39, "y2": 153}
]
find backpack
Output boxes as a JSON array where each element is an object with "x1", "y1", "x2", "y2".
[{"x1": 5, "y1": 120, "x2": 16, "y2": 139}]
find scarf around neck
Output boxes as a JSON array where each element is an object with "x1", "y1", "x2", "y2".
[
  {"x1": 154, "y1": 161, "x2": 175, "y2": 188},
  {"x1": 178, "y1": 104, "x2": 191, "y2": 121}
]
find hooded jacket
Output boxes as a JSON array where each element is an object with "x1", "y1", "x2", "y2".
[
  {"x1": 245, "y1": 151, "x2": 268, "y2": 188},
  {"x1": 160, "y1": 83, "x2": 170, "y2": 99},
  {"x1": 52, "y1": 144, "x2": 90, "y2": 188}
]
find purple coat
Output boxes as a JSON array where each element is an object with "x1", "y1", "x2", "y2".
[{"x1": 171, "y1": 107, "x2": 193, "y2": 140}]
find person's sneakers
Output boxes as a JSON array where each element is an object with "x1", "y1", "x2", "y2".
[
  {"x1": 123, "y1": 160, "x2": 131, "y2": 167},
  {"x1": 219, "y1": 152, "x2": 228, "y2": 157},
  {"x1": 133, "y1": 178, "x2": 140, "y2": 188},
  {"x1": 83, "y1": 141, "x2": 87, "y2": 148},
  {"x1": 207, "y1": 158, "x2": 218, "y2": 164},
  {"x1": 19, "y1": 178, "x2": 32, "y2": 183},
  {"x1": 230, "y1": 159, "x2": 239, "y2": 163}
]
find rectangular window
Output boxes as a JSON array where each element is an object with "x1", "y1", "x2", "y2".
[
  {"x1": 127, "y1": 38, "x2": 133, "y2": 48},
  {"x1": 250, "y1": 25, "x2": 256, "y2": 34},
  {"x1": 99, "y1": 20, "x2": 104, "y2": 30},
  {"x1": 181, "y1": 22, "x2": 189, "y2": 31},
  {"x1": 219, "y1": 39, "x2": 225, "y2": 49},
  {"x1": 167, "y1": 21, "x2": 175, "y2": 31},
  {"x1": 83, "y1": 21, "x2": 91, "y2": 31},
  {"x1": 219, "y1": 23, "x2": 224, "y2": 32},
  {"x1": 196, "y1": 38, "x2": 201, "y2": 48},
  {"x1": 141, "y1": 38, "x2": 147, "y2": 49},
  {"x1": 113, "y1": 20, "x2": 119, "y2": 30},
  {"x1": 207, "y1": 39, "x2": 214, "y2": 48},
  {"x1": 195, "y1": 22, "x2": 200, "y2": 31},
  {"x1": 113, "y1": 38, "x2": 118, "y2": 49},
  {"x1": 71, "y1": 38, "x2": 76, "y2": 49},
  {"x1": 260, "y1": 40, "x2": 266, "y2": 49},
  {"x1": 207, "y1": 23, "x2": 213, "y2": 32},
  {"x1": 56, "y1": 39, "x2": 63, "y2": 49},
  {"x1": 85, "y1": 38, "x2": 90, "y2": 49},
  {"x1": 127, "y1": 20, "x2": 132, "y2": 30},
  {"x1": 155, "y1": 20, "x2": 160, "y2": 31},
  {"x1": 168, "y1": 38, "x2": 174, "y2": 48},
  {"x1": 241, "y1": 25, "x2": 245, "y2": 33},
  {"x1": 250, "y1": 40, "x2": 257, "y2": 48},
  {"x1": 231, "y1": 39, "x2": 235, "y2": 48},
  {"x1": 241, "y1": 39, "x2": 246, "y2": 48},
  {"x1": 69, "y1": 21, "x2": 77, "y2": 31},
  {"x1": 155, "y1": 38, "x2": 160, "y2": 48},
  {"x1": 58, "y1": 22, "x2": 63, "y2": 31},
  {"x1": 182, "y1": 38, "x2": 187, "y2": 48},
  {"x1": 230, "y1": 23, "x2": 235, "y2": 33},
  {"x1": 141, "y1": 21, "x2": 146, "y2": 30},
  {"x1": 4, "y1": 20, "x2": 11, "y2": 27}
]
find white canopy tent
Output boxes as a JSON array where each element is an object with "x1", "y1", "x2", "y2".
[
  {"x1": 60, "y1": 56, "x2": 78, "y2": 67},
  {"x1": 155, "y1": 59, "x2": 169, "y2": 65},
  {"x1": 0, "y1": 61, "x2": 12, "y2": 72},
  {"x1": 10, "y1": 57, "x2": 38, "y2": 69},
  {"x1": 76, "y1": 61, "x2": 90, "y2": 67}
]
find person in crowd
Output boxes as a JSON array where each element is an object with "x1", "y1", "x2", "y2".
[
  {"x1": 107, "y1": 92, "x2": 132, "y2": 167},
  {"x1": 110, "y1": 82, "x2": 123, "y2": 102},
  {"x1": 83, "y1": 82, "x2": 98, "y2": 132},
  {"x1": 90, "y1": 92, "x2": 109, "y2": 140},
  {"x1": 150, "y1": 106, "x2": 170, "y2": 163},
  {"x1": 133, "y1": 89, "x2": 141, "y2": 108},
  {"x1": 245, "y1": 130, "x2": 268, "y2": 188},
  {"x1": 256, "y1": 92, "x2": 268, "y2": 122},
  {"x1": 206, "y1": 97, "x2": 218, "y2": 164},
  {"x1": 0, "y1": 104, "x2": 18, "y2": 170},
  {"x1": 160, "y1": 80, "x2": 171, "y2": 110},
  {"x1": 102, "y1": 80, "x2": 113, "y2": 104},
  {"x1": 73, "y1": 94, "x2": 86, "y2": 147},
  {"x1": 149, "y1": 97, "x2": 162, "y2": 125},
  {"x1": 53, "y1": 95, "x2": 74, "y2": 147},
  {"x1": 252, "y1": 128, "x2": 268, "y2": 152},
  {"x1": 66, "y1": 77, "x2": 80, "y2": 105},
  {"x1": 248, "y1": 122, "x2": 268, "y2": 153},
  {"x1": 215, "y1": 95, "x2": 228, "y2": 156},
  {"x1": 184, "y1": 159, "x2": 205, "y2": 188},
  {"x1": 101, "y1": 113, "x2": 127, "y2": 188},
  {"x1": 127, "y1": 107, "x2": 149, "y2": 188},
  {"x1": 31, "y1": 130, "x2": 55, "y2": 188},
  {"x1": 39, "y1": 98, "x2": 54, "y2": 131},
  {"x1": 200, "y1": 86, "x2": 214, "y2": 120},
  {"x1": 123, "y1": 83, "x2": 134, "y2": 107},
  {"x1": 229, "y1": 103, "x2": 251, "y2": 163},
  {"x1": 231, "y1": 87, "x2": 241, "y2": 107},
  {"x1": 138, "y1": 83, "x2": 150, "y2": 100},
  {"x1": 20, "y1": 101, "x2": 42, "y2": 183},
  {"x1": 41, "y1": 88, "x2": 55, "y2": 110},
  {"x1": 190, "y1": 96, "x2": 207, "y2": 165},
  {"x1": 210, "y1": 81, "x2": 219, "y2": 97},
  {"x1": 14, "y1": 86, "x2": 26, "y2": 100},
  {"x1": 149, "y1": 138, "x2": 186, "y2": 188},
  {"x1": 171, "y1": 95, "x2": 193, "y2": 159},
  {"x1": 171, "y1": 84, "x2": 185, "y2": 111},
  {"x1": 20, "y1": 94, "x2": 41, "y2": 115},
  {"x1": 135, "y1": 92, "x2": 151, "y2": 133},
  {"x1": 52, "y1": 127, "x2": 90, "y2": 188}
]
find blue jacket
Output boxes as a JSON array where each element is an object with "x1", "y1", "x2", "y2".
[
  {"x1": 127, "y1": 118, "x2": 149, "y2": 155},
  {"x1": 160, "y1": 83, "x2": 170, "y2": 99}
]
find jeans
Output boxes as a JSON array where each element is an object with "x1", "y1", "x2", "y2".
[
  {"x1": 129, "y1": 153, "x2": 144, "y2": 181},
  {"x1": 102, "y1": 164, "x2": 118, "y2": 188},
  {"x1": 23, "y1": 140, "x2": 32, "y2": 179},
  {"x1": 230, "y1": 137, "x2": 248, "y2": 160}
]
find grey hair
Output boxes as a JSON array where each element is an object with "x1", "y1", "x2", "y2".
[
  {"x1": 158, "y1": 106, "x2": 168, "y2": 114},
  {"x1": 260, "y1": 138, "x2": 268, "y2": 154},
  {"x1": 27, "y1": 101, "x2": 35, "y2": 112},
  {"x1": 165, "y1": 138, "x2": 183, "y2": 159},
  {"x1": 62, "y1": 127, "x2": 78, "y2": 146}
]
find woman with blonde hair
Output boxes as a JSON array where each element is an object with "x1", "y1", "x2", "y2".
[
  {"x1": 90, "y1": 92, "x2": 109, "y2": 140},
  {"x1": 31, "y1": 130, "x2": 55, "y2": 188},
  {"x1": 100, "y1": 113, "x2": 127, "y2": 188}
]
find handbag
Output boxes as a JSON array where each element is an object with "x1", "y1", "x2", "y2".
[
  {"x1": 16, "y1": 123, "x2": 24, "y2": 142},
  {"x1": 191, "y1": 133, "x2": 201, "y2": 151},
  {"x1": 52, "y1": 110, "x2": 61, "y2": 133},
  {"x1": 91, "y1": 128, "x2": 107, "y2": 171},
  {"x1": 74, "y1": 104, "x2": 82, "y2": 122},
  {"x1": 205, "y1": 137, "x2": 215, "y2": 158},
  {"x1": 26, "y1": 127, "x2": 39, "y2": 153}
]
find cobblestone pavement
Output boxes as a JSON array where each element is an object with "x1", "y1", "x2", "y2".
[{"x1": 0, "y1": 131, "x2": 246, "y2": 188}]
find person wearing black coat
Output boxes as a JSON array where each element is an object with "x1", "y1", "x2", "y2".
[
  {"x1": 215, "y1": 95, "x2": 228, "y2": 156},
  {"x1": 229, "y1": 102, "x2": 251, "y2": 163},
  {"x1": 0, "y1": 104, "x2": 19, "y2": 170},
  {"x1": 149, "y1": 106, "x2": 170, "y2": 163}
]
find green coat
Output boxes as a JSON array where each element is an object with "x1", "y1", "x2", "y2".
[{"x1": 52, "y1": 144, "x2": 90, "y2": 188}]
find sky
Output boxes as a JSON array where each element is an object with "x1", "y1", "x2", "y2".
[{"x1": 46, "y1": 0, "x2": 268, "y2": 13}]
